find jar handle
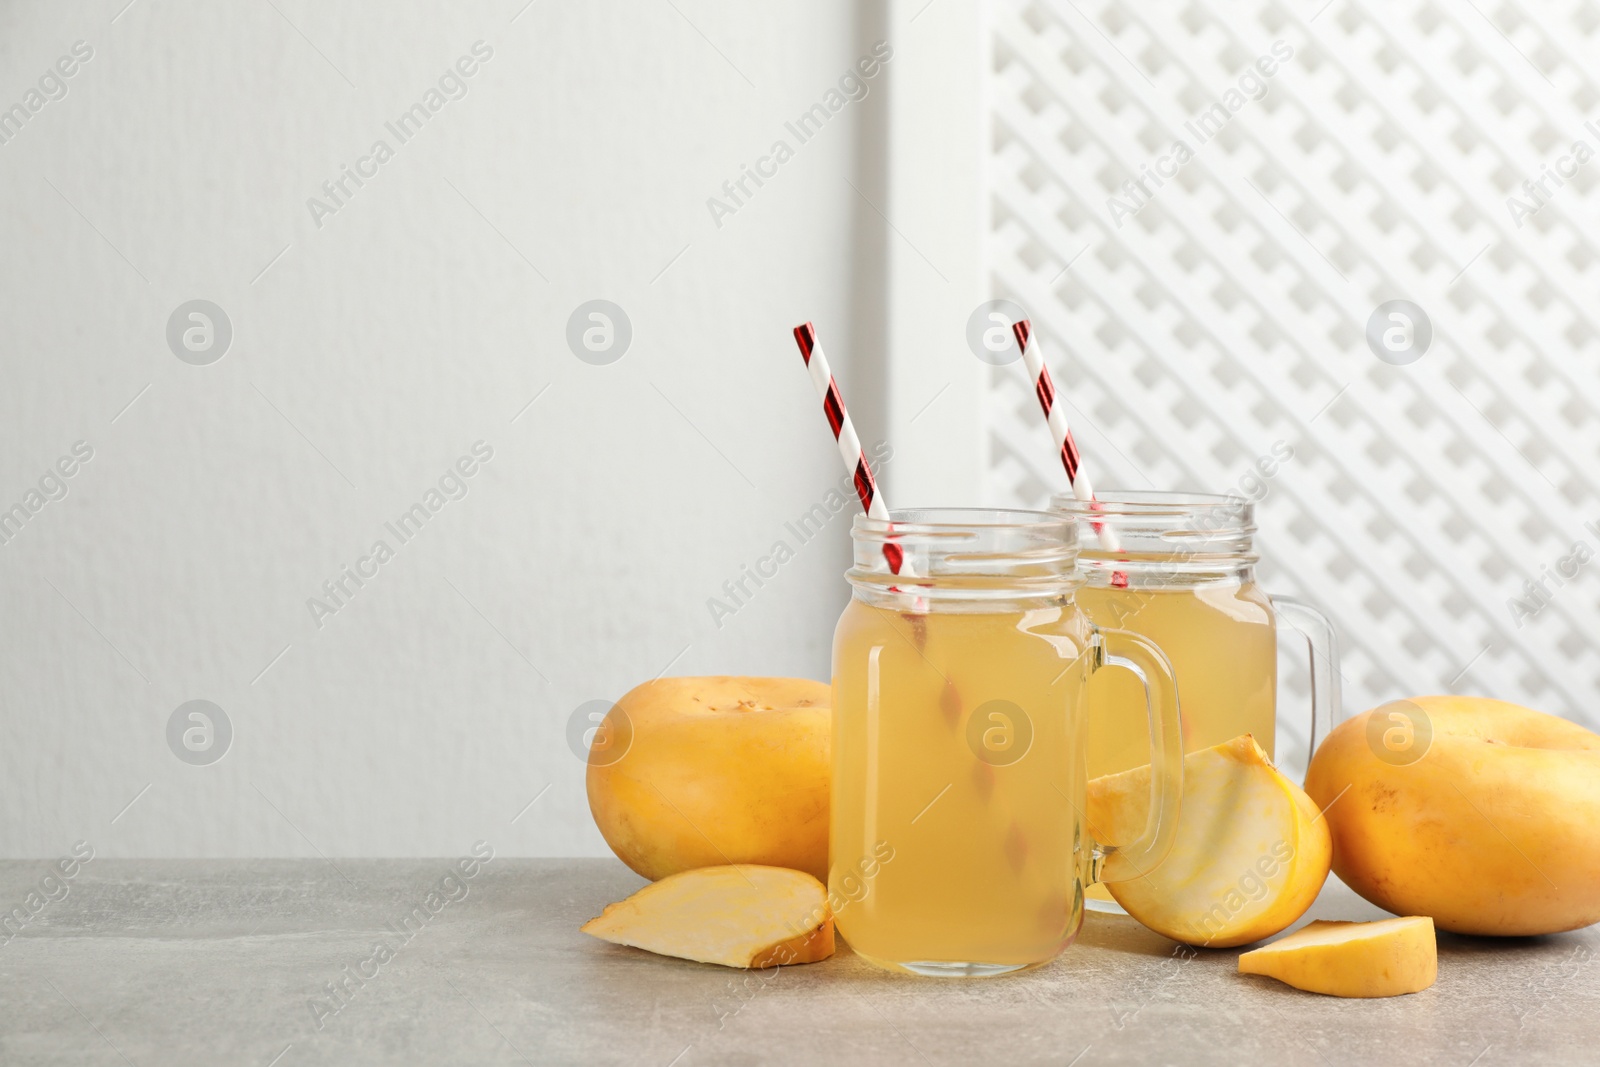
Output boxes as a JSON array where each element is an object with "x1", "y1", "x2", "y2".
[
  {"x1": 1088, "y1": 628, "x2": 1184, "y2": 886},
  {"x1": 1269, "y1": 594, "x2": 1342, "y2": 775}
]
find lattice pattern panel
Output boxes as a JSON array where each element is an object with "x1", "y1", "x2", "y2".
[{"x1": 983, "y1": 0, "x2": 1600, "y2": 751}]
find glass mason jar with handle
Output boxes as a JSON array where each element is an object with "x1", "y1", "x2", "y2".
[
  {"x1": 1054, "y1": 491, "x2": 1342, "y2": 904},
  {"x1": 830, "y1": 508, "x2": 1185, "y2": 976}
]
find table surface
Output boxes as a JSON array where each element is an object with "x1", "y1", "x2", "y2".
[{"x1": 0, "y1": 858, "x2": 1595, "y2": 1066}]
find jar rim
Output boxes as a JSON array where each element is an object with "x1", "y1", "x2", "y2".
[
  {"x1": 1049, "y1": 489, "x2": 1253, "y2": 517},
  {"x1": 853, "y1": 506, "x2": 1074, "y2": 536},
  {"x1": 849, "y1": 507, "x2": 1081, "y2": 603},
  {"x1": 1048, "y1": 489, "x2": 1258, "y2": 582}
]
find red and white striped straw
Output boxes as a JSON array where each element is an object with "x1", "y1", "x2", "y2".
[
  {"x1": 1012, "y1": 319, "x2": 1128, "y2": 589},
  {"x1": 791, "y1": 322, "x2": 915, "y2": 581}
]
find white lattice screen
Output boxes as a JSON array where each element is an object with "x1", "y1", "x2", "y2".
[{"x1": 981, "y1": 0, "x2": 1600, "y2": 759}]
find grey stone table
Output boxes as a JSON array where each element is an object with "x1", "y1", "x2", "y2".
[{"x1": 1, "y1": 858, "x2": 1596, "y2": 1066}]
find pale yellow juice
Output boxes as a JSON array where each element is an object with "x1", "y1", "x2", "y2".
[
  {"x1": 830, "y1": 597, "x2": 1095, "y2": 972},
  {"x1": 1075, "y1": 582, "x2": 1275, "y2": 900},
  {"x1": 1076, "y1": 582, "x2": 1276, "y2": 769}
]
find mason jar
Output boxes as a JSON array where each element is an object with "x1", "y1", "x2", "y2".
[{"x1": 830, "y1": 508, "x2": 1185, "y2": 975}]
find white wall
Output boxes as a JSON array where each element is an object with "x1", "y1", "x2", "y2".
[{"x1": 0, "y1": 1, "x2": 905, "y2": 856}]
